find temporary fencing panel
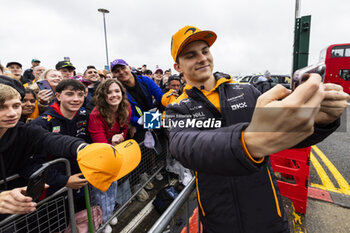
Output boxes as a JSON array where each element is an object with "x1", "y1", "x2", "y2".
[
  {"x1": 148, "y1": 177, "x2": 200, "y2": 233},
  {"x1": 87, "y1": 131, "x2": 169, "y2": 233},
  {"x1": 270, "y1": 147, "x2": 311, "y2": 214},
  {"x1": 0, "y1": 158, "x2": 77, "y2": 233}
]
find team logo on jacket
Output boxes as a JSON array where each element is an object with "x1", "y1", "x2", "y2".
[
  {"x1": 227, "y1": 93, "x2": 244, "y2": 102},
  {"x1": 231, "y1": 102, "x2": 247, "y2": 111},
  {"x1": 52, "y1": 126, "x2": 61, "y2": 133}
]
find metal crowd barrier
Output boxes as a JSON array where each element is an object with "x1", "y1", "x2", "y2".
[
  {"x1": 1, "y1": 129, "x2": 172, "y2": 233},
  {"x1": 88, "y1": 132, "x2": 169, "y2": 233},
  {"x1": 0, "y1": 158, "x2": 77, "y2": 233},
  {"x1": 148, "y1": 177, "x2": 201, "y2": 233}
]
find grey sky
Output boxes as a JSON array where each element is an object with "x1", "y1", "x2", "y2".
[{"x1": 1, "y1": 0, "x2": 349, "y2": 76}]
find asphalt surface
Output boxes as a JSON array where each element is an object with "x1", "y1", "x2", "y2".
[
  {"x1": 291, "y1": 106, "x2": 350, "y2": 233},
  {"x1": 309, "y1": 107, "x2": 350, "y2": 186}
]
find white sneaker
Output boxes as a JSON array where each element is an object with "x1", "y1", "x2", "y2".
[
  {"x1": 140, "y1": 173, "x2": 154, "y2": 190},
  {"x1": 136, "y1": 188, "x2": 149, "y2": 202},
  {"x1": 110, "y1": 216, "x2": 118, "y2": 225},
  {"x1": 104, "y1": 224, "x2": 113, "y2": 233},
  {"x1": 155, "y1": 172, "x2": 164, "y2": 181}
]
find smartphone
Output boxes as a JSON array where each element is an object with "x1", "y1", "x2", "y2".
[
  {"x1": 26, "y1": 165, "x2": 49, "y2": 201},
  {"x1": 291, "y1": 63, "x2": 326, "y2": 91},
  {"x1": 36, "y1": 80, "x2": 53, "y2": 92}
]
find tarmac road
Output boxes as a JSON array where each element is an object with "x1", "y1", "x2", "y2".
[
  {"x1": 310, "y1": 106, "x2": 350, "y2": 189},
  {"x1": 300, "y1": 106, "x2": 350, "y2": 233}
]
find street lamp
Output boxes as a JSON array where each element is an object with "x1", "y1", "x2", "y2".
[{"x1": 98, "y1": 8, "x2": 110, "y2": 70}]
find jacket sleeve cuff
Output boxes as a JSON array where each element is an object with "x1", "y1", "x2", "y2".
[{"x1": 240, "y1": 130, "x2": 264, "y2": 164}]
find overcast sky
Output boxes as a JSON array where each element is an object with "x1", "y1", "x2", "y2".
[{"x1": 1, "y1": 0, "x2": 349, "y2": 76}]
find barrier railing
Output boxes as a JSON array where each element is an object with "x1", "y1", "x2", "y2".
[
  {"x1": 88, "y1": 133, "x2": 169, "y2": 233},
  {"x1": 0, "y1": 158, "x2": 77, "y2": 233},
  {"x1": 1, "y1": 132, "x2": 176, "y2": 233},
  {"x1": 148, "y1": 177, "x2": 201, "y2": 233}
]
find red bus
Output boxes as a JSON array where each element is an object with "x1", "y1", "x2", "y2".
[{"x1": 319, "y1": 43, "x2": 350, "y2": 94}]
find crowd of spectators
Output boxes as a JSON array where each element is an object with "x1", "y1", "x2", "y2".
[
  {"x1": 0, "y1": 58, "x2": 186, "y2": 233},
  {"x1": 1, "y1": 24, "x2": 350, "y2": 233}
]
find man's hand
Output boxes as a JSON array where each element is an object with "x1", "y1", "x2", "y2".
[
  {"x1": 112, "y1": 133, "x2": 125, "y2": 146},
  {"x1": 244, "y1": 74, "x2": 325, "y2": 159},
  {"x1": 0, "y1": 187, "x2": 37, "y2": 214},
  {"x1": 66, "y1": 173, "x2": 88, "y2": 189},
  {"x1": 315, "y1": 83, "x2": 350, "y2": 125}
]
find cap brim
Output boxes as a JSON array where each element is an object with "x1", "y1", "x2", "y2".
[
  {"x1": 7, "y1": 62, "x2": 22, "y2": 68},
  {"x1": 113, "y1": 139, "x2": 141, "y2": 180},
  {"x1": 176, "y1": 30, "x2": 217, "y2": 60},
  {"x1": 62, "y1": 65, "x2": 76, "y2": 70}
]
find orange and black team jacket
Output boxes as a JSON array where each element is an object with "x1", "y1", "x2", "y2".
[{"x1": 166, "y1": 74, "x2": 340, "y2": 233}]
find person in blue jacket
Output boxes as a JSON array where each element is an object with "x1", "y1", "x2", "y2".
[{"x1": 110, "y1": 59, "x2": 164, "y2": 142}]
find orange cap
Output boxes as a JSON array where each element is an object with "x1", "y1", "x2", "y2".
[
  {"x1": 171, "y1": 25, "x2": 217, "y2": 62},
  {"x1": 77, "y1": 140, "x2": 141, "y2": 192}
]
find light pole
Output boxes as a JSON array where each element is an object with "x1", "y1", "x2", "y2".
[{"x1": 98, "y1": 8, "x2": 110, "y2": 70}]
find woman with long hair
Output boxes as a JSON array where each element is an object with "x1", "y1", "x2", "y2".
[
  {"x1": 88, "y1": 79, "x2": 131, "y2": 233},
  {"x1": 89, "y1": 79, "x2": 130, "y2": 145}
]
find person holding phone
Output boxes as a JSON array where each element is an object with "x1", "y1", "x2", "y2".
[
  {"x1": 0, "y1": 76, "x2": 140, "y2": 220},
  {"x1": 0, "y1": 76, "x2": 85, "y2": 217},
  {"x1": 166, "y1": 26, "x2": 350, "y2": 233},
  {"x1": 35, "y1": 69, "x2": 62, "y2": 107}
]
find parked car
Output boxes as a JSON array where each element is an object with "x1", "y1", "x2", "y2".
[{"x1": 239, "y1": 74, "x2": 291, "y2": 89}]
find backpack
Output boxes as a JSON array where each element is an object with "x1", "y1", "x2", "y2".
[{"x1": 153, "y1": 186, "x2": 180, "y2": 214}]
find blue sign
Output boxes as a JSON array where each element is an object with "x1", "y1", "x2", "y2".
[{"x1": 143, "y1": 111, "x2": 161, "y2": 129}]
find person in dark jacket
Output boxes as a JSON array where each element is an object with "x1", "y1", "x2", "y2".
[
  {"x1": 255, "y1": 70, "x2": 273, "y2": 93},
  {"x1": 166, "y1": 26, "x2": 350, "y2": 233},
  {"x1": 21, "y1": 59, "x2": 41, "y2": 85},
  {"x1": 29, "y1": 79, "x2": 90, "y2": 210},
  {"x1": 83, "y1": 65, "x2": 101, "y2": 106},
  {"x1": 0, "y1": 77, "x2": 123, "y2": 218},
  {"x1": 0, "y1": 80, "x2": 85, "y2": 217}
]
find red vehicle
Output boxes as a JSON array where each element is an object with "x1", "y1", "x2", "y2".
[{"x1": 320, "y1": 43, "x2": 350, "y2": 94}]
